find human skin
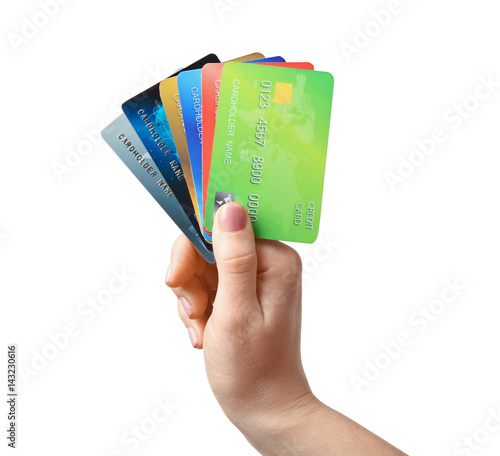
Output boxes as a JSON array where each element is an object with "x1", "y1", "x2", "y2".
[{"x1": 166, "y1": 202, "x2": 406, "y2": 455}]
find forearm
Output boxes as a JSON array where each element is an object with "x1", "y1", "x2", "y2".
[{"x1": 232, "y1": 394, "x2": 407, "y2": 456}]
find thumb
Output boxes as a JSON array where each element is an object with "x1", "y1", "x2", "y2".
[{"x1": 212, "y1": 203, "x2": 258, "y2": 309}]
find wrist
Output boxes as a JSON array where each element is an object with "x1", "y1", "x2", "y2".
[
  {"x1": 229, "y1": 393, "x2": 408, "y2": 456},
  {"x1": 228, "y1": 390, "x2": 323, "y2": 455}
]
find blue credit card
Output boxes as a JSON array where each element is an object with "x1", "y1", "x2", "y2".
[
  {"x1": 121, "y1": 54, "x2": 220, "y2": 248},
  {"x1": 177, "y1": 69, "x2": 207, "y2": 240},
  {"x1": 101, "y1": 114, "x2": 214, "y2": 263},
  {"x1": 121, "y1": 83, "x2": 197, "y2": 225}
]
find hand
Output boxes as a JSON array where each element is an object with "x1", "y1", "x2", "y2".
[
  {"x1": 166, "y1": 203, "x2": 407, "y2": 455},
  {"x1": 166, "y1": 203, "x2": 312, "y2": 429}
]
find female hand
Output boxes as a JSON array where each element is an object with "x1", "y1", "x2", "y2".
[{"x1": 166, "y1": 203, "x2": 406, "y2": 455}]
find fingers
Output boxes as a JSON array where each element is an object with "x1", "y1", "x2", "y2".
[
  {"x1": 177, "y1": 299, "x2": 210, "y2": 349},
  {"x1": 170, "y1": 275, "x2": 209, "y2": 319},
  {"x1": 167, "y1": 234, "x2": 218, "y2": 348},
  {"x1": 167, "y1": 234, "x2": 203, "y2": 288},
  {"x1": 212, "y1": 203, "x2": 259, "y2": 315},
  {"x1": 168, "y1": 208, "x2": 303, "y2": 351},
  {"x1": 167, "y1": 234, "x2": 217, "y2": 319}
]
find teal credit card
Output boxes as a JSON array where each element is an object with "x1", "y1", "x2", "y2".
[
  {"x1": 204, "y1": 62, "x2": 334, "y2": 243},
  {"x1": 102, "y1": 114, "x2": 214, "y2": 263}
]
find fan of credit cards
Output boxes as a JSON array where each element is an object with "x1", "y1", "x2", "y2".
[{"x1": 101, "y1": 53, "x2": 334, "y2": 263}]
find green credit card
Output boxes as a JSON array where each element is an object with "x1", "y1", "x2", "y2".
[{"x1": 204, "y1": 62, "x2": 334, "y2": 243}]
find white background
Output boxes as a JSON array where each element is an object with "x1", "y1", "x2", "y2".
[{"x1": 1, "y1": 0, "x2": 499, "y2": 455}]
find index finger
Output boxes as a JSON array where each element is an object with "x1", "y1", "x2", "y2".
[{"x1": 167, "y1": 234, "x2": 207, "y2": 288}]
